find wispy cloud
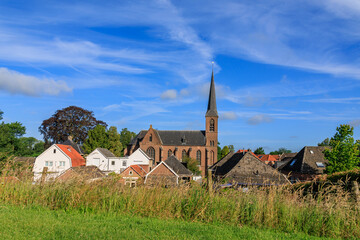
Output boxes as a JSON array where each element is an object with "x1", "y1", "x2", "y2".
[
  {"x1": 161, "y1": 89, "x2": 177, "y2": 100},
  {"x1": 247, "y1": 114, "x2": 273, "y2": 125},
  {"x1": 305, "y1": 97, "x2": 360, "y2": 104},
  {"x1": 221, "y1": 111, "x2": 238, "y2": 120},
  {"x1": 0, "y1": 67, "x2": 71, "y2": 96}
]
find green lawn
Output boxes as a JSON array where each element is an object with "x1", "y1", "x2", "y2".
[{"x1": 0, "y1": 205, "x2": 331, "y2": 240}]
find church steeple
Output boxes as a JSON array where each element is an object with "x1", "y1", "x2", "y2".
[{"x1": 206, "y1": 70, "x2": 218, "y2": 117}]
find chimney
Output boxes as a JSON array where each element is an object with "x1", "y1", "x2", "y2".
[{"x1": 68, "y1": 135, "x2": 73, "y2": 141}]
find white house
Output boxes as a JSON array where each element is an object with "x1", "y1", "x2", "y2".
[
  {"x1": 33, "y1": 144, "x2": 85, "y2": 182},
  {"x1": 86, "y1": 148, "x2": 152, "y2": 174}
]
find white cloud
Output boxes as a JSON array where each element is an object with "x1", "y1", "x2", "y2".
[
  {"x1": 305, "y1": 97, "x2": 360, "y2": 104},
  {"x1": 0, "y1": 67, "x2": 72, "y2": 96},
  {"x1": 349, "y1": 119, "x2": 360, "y2": 127},
  {"x1": 247, "y1": 114, "x2": 273, "y2": 125},
  {"x1": 221, "y1": 111, "x2": 238, "y2": 120},
  {"x1": 161, "y1": 89, "x2": 178, "y2": 100}
]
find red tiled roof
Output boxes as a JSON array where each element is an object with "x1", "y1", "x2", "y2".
[
  {"x1": 57, "y1": 144, "x2": 85, "y2": 167},
  {"x1": 130, "y1": 165, "x2": 147, "y2": 177},
  {"x1": 236, "y1": 149, "x2": 260, "y2": 159},
  {"x1": 257, "y1": 154, "x2": 280, "y2": 162}
]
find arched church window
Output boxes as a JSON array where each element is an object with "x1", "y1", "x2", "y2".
[
  {"x1": 149, "y1": 134, "x2": 153, "y2": 142},
  {"x1": 146, "y1": 147, "x2": 155, "y2": 160},
  {"x1": 210, "y1": 150, "x2": 214, "y2": 163},
  {"x1": 196, "y1": 150, "x2": 201, "y2": 165},
  {"x1": 210, "y1": 119, "x2": 215, "y2": 132},
  {"x1": 168, "y1": 149, "x2": 172, "y2": 157},
  {"x1": 182, "y1": 150, "x2": 187, "y2": 160}
]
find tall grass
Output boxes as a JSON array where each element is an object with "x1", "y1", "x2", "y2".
[{"x1": 0, "y1": 159, "x2": 359, "y2": 238}]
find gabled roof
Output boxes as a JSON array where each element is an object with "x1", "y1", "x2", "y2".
[
  {"x1": 281, "y1": 146, "x2": 328, "y2": 174},
  {"x1": 129, "y1": 130, "x2": 206, "y2": 146},
  {"x1": 96, "y1": 148, "x2": 116, "y2": 158},
  {"x1": 211, "y1": 152, "x2": 289, "y2": 185},
  {"x1": 127, "y1": 165, "x2": 148, "y2": 177},
  {"x1": 205, "y1": 70, "x2": 218, "y2": 117},
  {"x1": 57, "y1": 165, "x2": 105, "y2": 180},
  {"x1": 257, "y1": 154, "x2": 280, "y2": 162},
  {"x1": 165, "y1": 155, "x2": 193, "y2": 176},
  {"x1": 56, "y1": 144, "x2": 85, "y2": 167}
]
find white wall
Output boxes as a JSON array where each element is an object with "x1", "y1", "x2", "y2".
[
  {"x1": 33, "y1": 145, "x2": 71, "y2": 182},
  {"x1": 86, "y1": 149, "x2": 110, "y2": 171}
]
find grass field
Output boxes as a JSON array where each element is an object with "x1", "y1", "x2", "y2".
[{"x1": 0, "y1": 205, "x2": 329, "y2": 240}]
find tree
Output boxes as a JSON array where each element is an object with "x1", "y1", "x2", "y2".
[
  {"x1": 254, "y1": 147, "x2": 265, "y2": 155},
  {"x1": 318, "y1": 138, "x2": 330, "y2": 146},
  {"x1": 107, "y1": 126, "x2": 123, "y2": 157},
  {"x1": 17, "y1": 137, "x2": 44, "y2": 157},
  {"x1": 0, "y1": 121, "x2": 26, "y2": 154},
  {"x1": 119, "y1": 128, "x2": 136, "y2": 155},
  {"x1": 220, "y1": 146, "x2": 230, "y2": 159},
  {"x1": 0, "y1": 110, "x2": 3, "y2": 121},
  {"x1": 182, "y1": 156, "x2": 201, "y2": 175},
  {"x1": 269, "y1": 148, "x2": 291, "y2": 155},
  {"x1": 39, "y1": 106, "x2": 106, "y2": 145},
  {"x1": 324, "y1": 124, "x2": 360, "y2": 174},
  {"x1": 228, "y1": 145, "x2": 234, "y2": 152},
  {"x1": 83, "y1": 125, "x2": 109, "y2": 154}
]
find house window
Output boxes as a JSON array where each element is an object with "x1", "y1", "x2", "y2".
[
  {"x1": 129, "y1": 171, "x2": 133, "y2": 175},
  {"x1": 111, "y1": 161, "x2": 115, "y2": 166},
  {"x1": 316, "y1": 162, "x2": 325, "y2": 168},
  {"x1": 59, "y1": 161, "x2": 65, "y2": 167},
  {"x1": 196, "y1": 150, "x2": 201, "y2": 165},
  {"x1": 122, "y1": 161, "x2": 126, "y2": 167},
  {"x1": 182, "y1": 150, "x2": 187, "y2": 160},
  {"x1": 53, "y1": 149, "x2": 56, "y2": 154},
  {"x1": 146, "y1": 147, "x2": 155, "y2": 160},
  {"x1": 48, "y1": 161, "x2": 53, "y2": 167},
  {"x1": 45, "y1": 161, "x2": 49, "y2": 166},
  {"x1": 149, "y1": 134, "x2": 153, "y2": 142},
  {"x1": 210, "y1": 119, "x2": 215, "y2": 132},
  {"x1": 290, "y1": 159, "x2": 296, "y2": 166},
  {"x1": 168, "y1": 149, "x2": 172, "y2": 157}
]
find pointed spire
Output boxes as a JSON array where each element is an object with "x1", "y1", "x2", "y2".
[{"x1": 206, "y1": 70, "x2": 218, "y2": 117}]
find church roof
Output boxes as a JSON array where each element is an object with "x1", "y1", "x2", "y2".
[
  {"x1": 130, "y1": 130, "x2": 206, "y2": 146},
  {"x1": 205, "y1": 70, "x2": 218, "y2": 117}
]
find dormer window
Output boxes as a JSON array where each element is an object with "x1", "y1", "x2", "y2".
[
  {"x1": 149, "y1": 134, "x2": 152, "y2": 142},
  {"x1": 210, "y1": 119, "x2": 215, "y2": 132}
]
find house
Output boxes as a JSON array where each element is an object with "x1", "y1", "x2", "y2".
[
  {"x1": 86, "y1": 148, "x2": 151, "y2": 174},
  {"x1": 280, "y1": 146, "x2": 328, "y2": 183},
  {"x1": 210, "y1": 151, "x2": 290, "y2": 186},
  {"x1": 126, "y1": 70, "x2": 219, "y2": 177},
  {"x1": 56, "y1": 165, "x2": 105, "y2": 182},
  {"x1": 33, "y1": 144, "x2": 85, "y2": 182},
  {"x1": 145, "y1": 155, "x2": 193, "y2": 186},
  {"x1": 61, "y1": 136, "x2": 84, "y2": 155},
  {"x1": 257, "y1": 154, "x2": 280, "y2": 166},
  {"x1": 119, "y1": 165, "x2": 148, "y2": 187}
]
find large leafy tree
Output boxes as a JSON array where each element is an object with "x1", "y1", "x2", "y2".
[
  {"x1": 182, "y1": 156, "x2": 201, "y2": 175},
  {"x1": 324, "y1": 124, "x2": 360, "y2": 174},
  {"x1": 39, "y1": 106, "x2": 106, "y2": 145},
  {"x1": 254, "y1": 147, "x2": 265, "y2": 155},
  {"x1": 119, "y1": 128, "x2": 136, "y2": 154},
  {"x1": 83, "y1": 125, "x2": 123, "y2": 157},
  {"x1": 0, "y1": 121, "x2": 26, "y2": 154}
]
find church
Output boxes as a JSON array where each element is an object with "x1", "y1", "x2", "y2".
[{"x1": 125, "y1": 71, "x2": 218, "y2": 176}]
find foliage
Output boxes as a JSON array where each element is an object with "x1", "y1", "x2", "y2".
[
  {"x1": 182, "y1": 156, "x2": 201, "y2": 175},
  {"x1": 17, "y1": 137, "x2": 44, "y2": 157},
  {"x1": 219, "y1": 146, "x2": 230, "y2": 159},
  {"x1": 0, "y1": 180, "x2": 358, "y2": 238},
  {"x1": 0, "y1": 110, "x2": 3, "y2": 120},
  {"x1": 318, "y1": 138, "x2": 330, "y2": 146},
  {"x1": 228, "y1": 145, "x2": 234, "y2": 152},
  {"x1": 119, "y1": 128, "x2": 136, "y2": 155},
  {"x1": 0, "y1": 121, "x2": 26, "y2": 154},
  {"x1": 83, "y1": 125, "x2": 123, "y2": 157},
  {"x1": 39, "y1": 106, "x2": 106, "y2": 145},
  {"x1": 269, "y1": 148, "x2": 291, "y2": 155},
  {"x1": 324, "y1": 124, "x2": 360, "y2": 174},
  {"x1": 254, "y1": 147, "x2": 265, "y2": 155}
]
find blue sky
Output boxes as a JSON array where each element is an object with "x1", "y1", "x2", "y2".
[{"x1": 1, "y1": 0, "x2": 360, "y2": 153}]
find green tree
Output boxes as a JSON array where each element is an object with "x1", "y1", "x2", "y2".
[
  {"x1": 217, "y1": 142, "x2": 222, "y2": 160},
  {"x1": 0, "y1": 110, "x2": 3, "y2": 120},
  {"x1": 0, "y1": 121, "x2": 26, "y2": 154},
  {"x1": 254, "y1": 147, "x2": 265, "y2": 155},
  {"x1": 17, "y1": 137, "x2": 44, "y2": 157},
  {"x1": 228, "y1": 145, "x2": 234, "y2": 152},
  {"x1": 119, "y1": 128, "x2": 136, "y2": 155},
  {"x1": 83, "y1": 125, "x2": 108, "y2": 153},
  {"x1": 318, "y1": 138, "x2": 330, "y2": 146},
  {"x1": 107, "y1": 126, "x2": 123, "y2": 157},
  {"x1": 220, "y1": 146, "x2": 230, "y2": 159},
  {"x1": 39, "y1": 106, "x2": 106, "y2": 145},
  {"x1": 270, "y1": 148, "x2": 291, "y2": 155},
  {"x1": 324, "y1": 124, "x2": 360, "y2": 174},
  {"x1": 182, "y1": 156, "x2": 201, "y2": 175}
]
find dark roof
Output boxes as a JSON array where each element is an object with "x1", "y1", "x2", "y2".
[
  {"x1": 211, "y1": 152, "x2": 289, "y2": 185},
  {"x1": 62, "y1": 139, "x2": 84, "y2": 155},
  {"x1": 97, "y1": 148, "x2": 116, "y2": 158},
  {"x1": 281, "y1": 146, "x2": 328, "y2": 174},
  {"x1": 130, "y1": 130, "x2": 206, "y2": 146},
  {"x1": 205, "y1": 70, "x2": 218, "y2": 117},
  {"x1": 279, "y1": 153, "x2": 297, "y2": 161},
  {"x1": 165, "y1": 155, "x2": 193, "y2": 176},
  {"x1": 59, "y1": 165, "x2": 105, "y2": 180}
]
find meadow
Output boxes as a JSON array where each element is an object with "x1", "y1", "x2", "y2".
[{"x1": 0, "y1": 175, "x2": 358, "y2": 239}]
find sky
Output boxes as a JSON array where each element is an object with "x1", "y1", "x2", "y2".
[{"x1": 1, "y1": 0, "x2": 360, "y2": 153}]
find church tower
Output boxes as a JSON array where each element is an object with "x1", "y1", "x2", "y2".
[{"x1": 205, "y1": 70, "x2": 218, "y2": 167}]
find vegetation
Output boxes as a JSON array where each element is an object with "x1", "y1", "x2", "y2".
[
  {"x1": 0, "y1": 205, "x2": 324, "y2": 240},
  {"x1": 182, "y1": 156, "x2": 201, "y2": 175},
  {"x1": 119, "y1": 128, "x2": 137, "y2": 154},
  {"x1": 318, "y1": 138, "x2": 330, "y2": 146},
  {"x1": 39, "y1": 106, "x2": 107, "y2": 145},
  {"x1": 269, "y1": 148, "x2": 291, "y2": 155},
  {"x1": 324, "y1": 124, "x2": 360, "y2": 174},
  {"x1": 254, "y1": 147, "x2": 265, "y2": 155},
  {"x1": 218, "y1": 144, "x2": 234, "y2": 160}
]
